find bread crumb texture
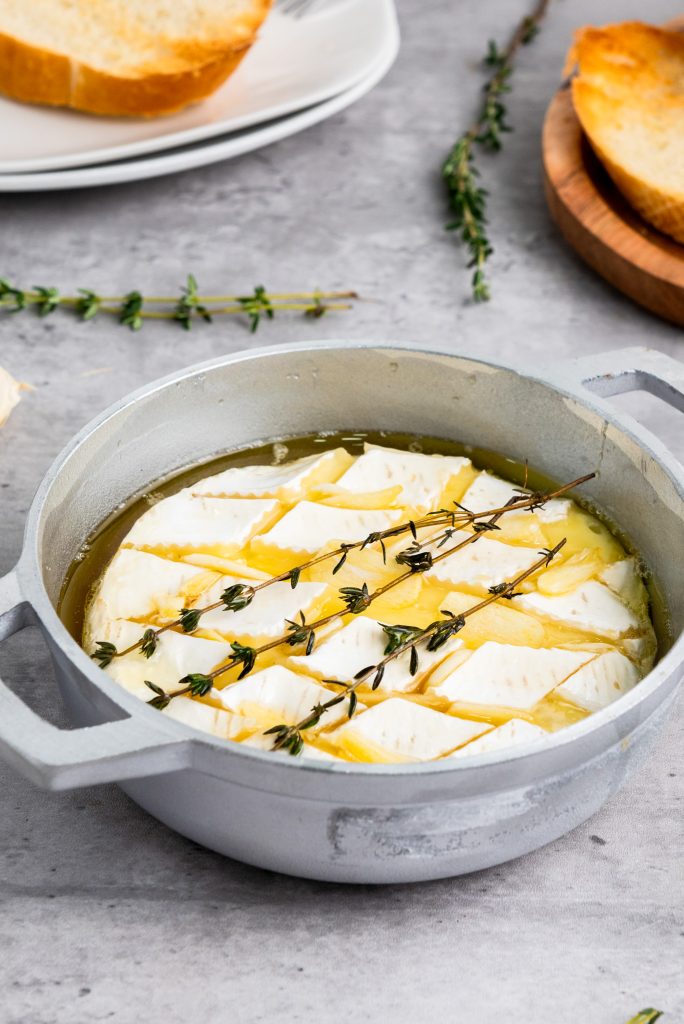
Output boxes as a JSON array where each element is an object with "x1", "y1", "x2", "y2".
[
  {"x1": 571, "y1": 21, "x2": 684, "y2": 244},
  {"x1": 0, "y1": 0, "x2": 272, "y2": 116}
]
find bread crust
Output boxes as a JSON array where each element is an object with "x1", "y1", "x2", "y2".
[
  {"x1": 0, "y1": 0, "x2": 271, "y2": 117},
  {"x1": 570, "y1": 21, "x2": 684, "y2": 245}
]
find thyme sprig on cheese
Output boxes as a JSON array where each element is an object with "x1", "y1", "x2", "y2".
[
  {"x1": 0, "y1": 276, "x2": 357, "y2": 333},
  {"x1": 266, "y1": 539, "x2": 567, "y2": 755},
  {"x1": 136, "y1": 469, "x2": 584, "y2": 714},
  {"x1": 91, "y1": 473, "x2": 594, "y2": 669},
  {"x1": 442, "y1": 0, "x2": 550, "y2": 300}
]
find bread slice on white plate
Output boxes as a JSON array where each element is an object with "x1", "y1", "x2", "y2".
[
  {"x1": 570, "y1": 21, "x2": 684, "y2": 245},
  {"x1": 0, "y1": 0, "x2": 272, "y2": 117}
]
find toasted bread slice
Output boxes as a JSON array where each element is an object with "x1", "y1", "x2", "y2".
[
  {"x1": 570, "y1": 21, "x2": 684, "y2": 244},
  {"x1": 0, "y1": 0, "x2": 271, "y2": 117}
]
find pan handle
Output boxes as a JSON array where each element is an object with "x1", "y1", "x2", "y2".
[
  {"x1": 565, "y1": 346, "x2": 684, "y2": 411},
  {"x1": 0, "y1": 569, "x2": 190, "y2": 790}
]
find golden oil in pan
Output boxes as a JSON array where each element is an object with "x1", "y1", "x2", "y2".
[{"x1": 57, "y1": 430, "x2": 671, "y2": 664}]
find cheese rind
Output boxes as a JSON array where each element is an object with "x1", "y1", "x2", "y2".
[
  {"x1": 513, "y1": 581, "x2": 641, "y2": 638},
  {"x1": 217, "y1": 665, "x2": 353, "y2": 728},
  {"x1": 290, "y1": 615, "x2": 463, "y2": 693},
  {"x1": 252, "y1": 501, "x2": 402, "y2": 555},
  {"x1": 336, "y1": 443, "x2": 470, "y2": 511},
  {"x1": 555, "y1": 649, "x2": 641, "y2": 711},
  {"x1": 190, "y1": 449, "x2": 349, "y2": 501},
  {"x1": 448, "y1": 718, "x2": 548, "y2": 758},
  {"x1": 95, "y1": 620, "x2": 231, "y2": 700},
  {"x1": 461, "y1": 472, "x2": 572, "y2": 523},
  {"x1": 333, "y1": 698, "x2": 490, "y2": 761},
  {"x1": 198, "y1": 577, "x2": 327, "y2": 639},
  {"x1": 431, "y1": 641, "x2": 594, "y2": 709},
  {"x1": 430, "y1": 530, "x2": 539, "y2": 591},
  {"x1": 125, "y1": 491, "x2": 280, "y2": 553},
  {"x1": 86, "y1": 548, "x2": 212, "y2": 640},
  {"x1": 163, "y1": 696, "x2": 257, "y2": 741}
]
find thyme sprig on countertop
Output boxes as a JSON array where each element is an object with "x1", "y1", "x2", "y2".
[
  {"x1": 442, "y1": 0, "x2": 550, "y2": 301},
  {"x1": 626, "y1": 1012, "x2": 663, "y2": 1024},
  {"x1": 90, "y1": 472, "x2": 594, "y2": 668},
  {"x1": 0, "y1": 276, "x2": 357, "y2": 333},
  {"x1": 267, "y1": 538, "x2": 567, "y2": 755}
]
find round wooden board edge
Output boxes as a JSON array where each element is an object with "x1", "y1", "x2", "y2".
[{"x1": 542, "y1": 60, "x2": 684, "y2": 328}]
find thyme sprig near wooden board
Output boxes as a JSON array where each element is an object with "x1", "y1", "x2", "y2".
[
  {"x1": 267, "y1": 538, "x2": 566, "y2": 755},
  {"x1": 0, "y1": 276, "x2": 357, "y2": 333},
  {"x1": 442, "y1": 0, "x2": 550, "y2": 301},
  {"x1": 91, "y1": 472, "x2": 594, "y2": 668}
]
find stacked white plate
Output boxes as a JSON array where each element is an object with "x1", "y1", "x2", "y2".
[{"x1": 0, "y1": 0, "x2": 399, "y2": 191}]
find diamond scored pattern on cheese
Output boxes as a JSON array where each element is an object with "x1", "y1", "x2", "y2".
[
  {"x1": 334, "y1": 698, "x2": 490, "y2": 761},
  {"x1": 163, "y1": 696, "x2": 258, "y2": 742},
  {"x1": 461, "y1": 472, "x2": 571, "y2": 523},
  {"x1": 449, "y1": 718, "x2": 548, "y2": 758},
  {"x1": 336, "y1": 443, "x2": 470, "y2": 511},
  {"x1": 126, "y1": 491, "x2": 280, "y2": 554},
  {"x1": 253, "y1": 501, "x2": 402, "y2": 555},
  {"x1": 217, "y1": 665, "x2": 353, "y2": 729},
  {"x1": 290, "y1": 615, "x2": 463, "y2": 693},
  {"x1": 513, "y1": 580, "x2": 641, "y2": 638},
  {"x1": 86, "y1": 548, "x2": 212, "y2": 637},
  {"x1": 430, "y1": 529, "x2": 540, "y2": 591},
  {"x1": 198, "y1": 576, "x2": 327, "y2": 639},
  {"x1": 101, "y1": 620, "x2": 232, "y2": 701},
  {"x1": 555, "y1": 649, "x2": 640, "y2": 711},
  {"x1": 191, "y1": 449, "x2": 349, "y2": 501},
  {"x1": 431, "y1": 641, "x2": 595, "y2": 708},
  {"x1": 84, "y1": 442, "x2": 652, "y2": 762}
]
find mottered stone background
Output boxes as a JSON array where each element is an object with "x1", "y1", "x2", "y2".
[{"x1": 0, "y1": 1, "x2": 682, "y2": 1021}]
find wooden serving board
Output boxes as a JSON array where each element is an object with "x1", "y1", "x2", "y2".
[{"x1": 542, "y1": 56, "x2": 684, "y2": 328}]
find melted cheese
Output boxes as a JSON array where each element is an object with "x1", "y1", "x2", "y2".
[
  {"x1": 336, "y1": 443, "x2": 470, "y2": 511},
  {"x1": 513, "y1": 581, "x2": 642, "y2": 638},
  {"x1": 102, "y1": 620, "x2": 231, "y2": 701},
  {"x1": 84, "y1": 441, "x2": 655, "y2": 763},
  {"x1": 430, "y1": 530, "x2": 539, "y2": 591},
  {"x1": 555, "y1": 649, "x2": 640, "y2": 711},
  {"x1": 290, "y1": 614, "x2": 463, "y2": 693},
  {"x1": 126, "y1": 491, "x2": 280, "y2": 555},
  {"x1": 461, "y1": 471, "x2": 572, "y2": 523},
  {"x1": 333, "y1": 698, "x2": 490, "y2": 761},
  {"x1": 448, "y1": 718, "x2": 548, "y2": 758},
  {"x1": 431, "y1": 641, "x2": 594, "y2": 709},
  {"x1": 252, "y1": 501, "x2": 402, "y2": 556},
  {"x1": 198, "y1": 577, "x2": 327, "y2": 640},
  {"x1": 191, "y1": 448, "x2": 351, "y2": 501},
  {"x1": 217, "y1": 665, "x2": 355, "y2": 729}
]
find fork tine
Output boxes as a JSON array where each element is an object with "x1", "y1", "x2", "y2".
[{"x1": 277, "y1": 0, "x2": 319, "y2": 17}]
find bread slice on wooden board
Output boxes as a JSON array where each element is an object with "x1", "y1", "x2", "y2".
[
  {"x1": 0, "y1": 0, "x2": 272, "y2": 117},
  {"x1": 570, "y1": 21, "x2": 684, "y2": 245}
]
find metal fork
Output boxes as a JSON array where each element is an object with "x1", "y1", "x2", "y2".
[{"x1": 277, "y1": 0, "x2": 327, "y2": 18}]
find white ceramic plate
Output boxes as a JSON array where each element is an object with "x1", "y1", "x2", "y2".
[
  {"x1": 0, "y1": 0, "x2": 395, "y2": 174},
  {"x1": 0, "y1": 18, "x2": 399, "y2": 193}
]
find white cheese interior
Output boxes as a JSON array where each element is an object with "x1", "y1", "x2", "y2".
[
  {"x1": 290, "y1": 614, "x2": 463, "y2": 693},
  {"x1": 83, "y1": 443, "x2": 655, "y2": 764},
  {"x1": 430, "y1": 641, "x2": 595, "y2": 709}
]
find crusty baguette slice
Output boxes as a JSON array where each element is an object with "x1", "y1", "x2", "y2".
[
  {"x1": 570, "y1": 21, "x2": 684, "y2": 245},
  {"x1": 0, "y1": 0, "x2": 272, "y2": 117}
]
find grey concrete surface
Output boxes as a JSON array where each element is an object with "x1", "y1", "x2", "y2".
[{"x1": 0, "y1": 1, "x2": 682, "y2": 1021}]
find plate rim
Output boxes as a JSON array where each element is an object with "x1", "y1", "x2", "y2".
[
  {"x1": 0, "y1": 10, "x2": 399, "y2": 193},
  {"x1": 0, "y1": 0, "x2": 395, "y2": 175}
]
